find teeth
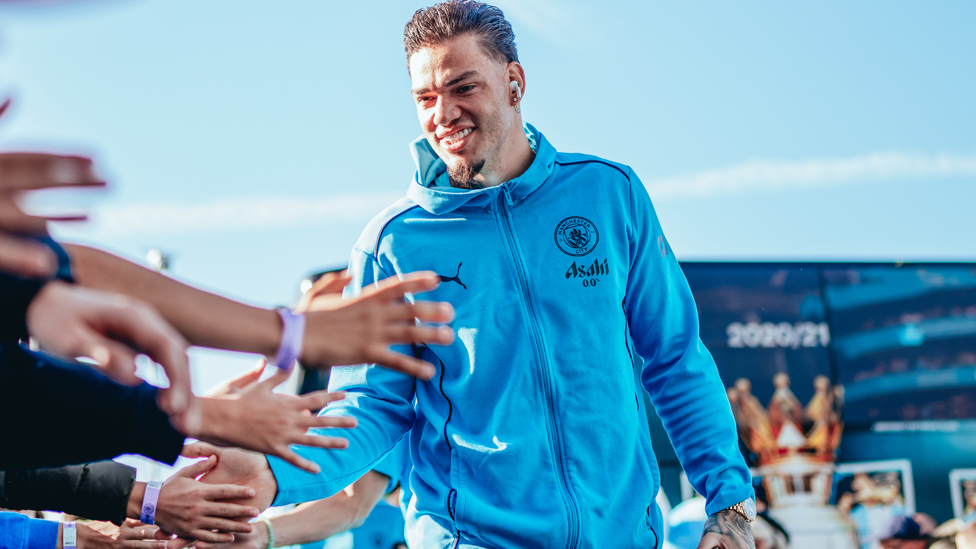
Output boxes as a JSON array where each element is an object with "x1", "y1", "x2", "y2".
[{"x1": 443, "y1": 128, "x2": 472, "y2": 143}]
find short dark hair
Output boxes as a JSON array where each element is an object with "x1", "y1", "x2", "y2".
[{"x1": 403, "y1": 1, "x2": 518, "y2": 68}]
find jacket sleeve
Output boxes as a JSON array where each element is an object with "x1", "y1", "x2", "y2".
[
  {"x1": 267, "y1": 248, "x2": 417, "y2": 506},
  {"x1": 1, "y1": 461, "x2": 136, "y2": 525},
  {"x1": 623, "y1": 168, "x2": 754, "y2": 517},
  {"x1": 0, "y1": 512, "x2": 58, "y2": 549},
  {"x1": 370, "y1": 437, "x2": 409, "y2": 494},
  {"x1": 0, "y1": 344, "x2": 185, "y2": 470},
  {"x1": 0, "y1": 273, "x2": 45, "y2": 343},
  {"x1": 0, "y1": 237, "x2": 75, "y2": 344}
]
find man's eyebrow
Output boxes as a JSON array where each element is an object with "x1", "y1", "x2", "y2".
[{"x1": 411, "y1": 70, "x2": 482, "y2": 96}]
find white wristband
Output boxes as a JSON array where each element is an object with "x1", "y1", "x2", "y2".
[
  {"x1": 63, "y1": 521, "x2": 77, "y2": 549},
  {"x1": 259, "y1": 517, "x2": 274, "y2": 549},
  {"x1": 140, "y1": 480, "x2": 162, "y2": 525}
]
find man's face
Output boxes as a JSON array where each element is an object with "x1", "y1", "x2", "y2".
[{"x1": 409, "y1": 34, "x2": 516, "y2": 188}]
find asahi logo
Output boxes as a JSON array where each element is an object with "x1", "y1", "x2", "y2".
[
  {"x1": 566, "y1": 258, "x2": 609, "y2": 288},
  {"x1": 554, "y1": 216, "x2": 599, "y2": 256}
]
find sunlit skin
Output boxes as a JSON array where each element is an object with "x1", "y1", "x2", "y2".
[
  {"x1": 409, "y1": 33, "x2": 534, "y2": 188},
  {"x1": 880, "y1": 541, "x2": 928, "y2": 549}
]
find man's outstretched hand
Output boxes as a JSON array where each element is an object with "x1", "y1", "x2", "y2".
[
  {"x1": 0, "y1": 98, "x2": 105, "y2": 278},
  {"x1": 25, "y1": 280, "x2": 193, "y2": 415},
  {"x1": 299, "y1": 271, "x2": 455, "y2": 380},
  {"x1": 145, "y1": 455, "x2": 260, "y2": 543},
  {"x1": 175, "y1": 442, "x2": 279, "y2": 549},
  {"x1": 170, "y1": 364, "x2": 354, "y2": 473},
  {"x1": 697, "y1": 509, "x2": 756, "y2": 549}
]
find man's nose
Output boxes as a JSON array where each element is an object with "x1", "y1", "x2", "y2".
[{"x1": 432, "y1": 96, "x2": 461, "y2": 127}]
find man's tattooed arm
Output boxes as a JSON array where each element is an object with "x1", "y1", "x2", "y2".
[{"x1": 697, "y1": 509, "x2": 756, "y2": 549}]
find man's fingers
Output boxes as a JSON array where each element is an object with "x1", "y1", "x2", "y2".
[
  {"x1": 0, "y1": 233, "x2": 57, "y2": 278},
  {"x1": 390, "y1": 301, "x2": 455, "y2": 324},
  {"x1": 275, "y1": 448, "x2": 321, "y2": 474},
  {"x1": 303, "y1": 414, "x2": 357, "y2": 430},
  {"x1": 294, "y1": 433, "x2": 350, "y2": 450},
  {"x1": 199, "y1": 485, "x2": 258, "y2": 504},
  {"x1": 0, "y1": 198, "x2": 50, "y2": 233},
  {"x1": 230, "y1": 359, "x2": 267, "y2": 390},
  {"x1": 124, "y1": 524, "x2": 160, "y2": 540},
  {"x1": 163, "y1": 537, "x2": 193, "y2": 549},
  {"x1": 0, "y1": 152, "x2": 104, "y2": 191},
  {"x1": 186, "y1": 530, "x2": 234, "y2": 544},
  {"x1": 367, "y1": 350, "x2": 436, "y2": 380},
  {"x1": 309, "y1": 271, "x2": 350, "y2": 298},
  {"x1": 181, "y1": 441, "x2": 223, "y2": 459},
  {"x1": 86, "y1": 336, "x2": 142, "y2": 385},
  {"x1": 86, "y1": 298, "x2": 191, "y2": 412},
  {"x1": 366, "y1": 272, "x2": 440, "y2": 302},
  {"x1": 123, "y1": 541, "x2": 169, "y2": 549},
  {"x1": 174, "y1": 454, "x2": 216, "y2": 479},
  {"x1": 386, "y1": 324, "x2": 455, "y2": 347},
  {"x1": 194, "y1": 516, "x2": 254, "y2": 534},
  {"x1": 297, "y1": 390, "x2": 345, "y2": 411},
  {"x1": 203, "y1": 359, "x2": 266, "y2": 397},
  {"x1": 117, "y1": 305, "x2": 191, "y2": 414},
  {"x1": 258, "y1": 363, "x2": 291, "y2": 389}
]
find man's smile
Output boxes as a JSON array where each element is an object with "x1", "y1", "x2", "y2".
[{"x1": 439, "y1": 127, "x2": 475, "y2": 153}]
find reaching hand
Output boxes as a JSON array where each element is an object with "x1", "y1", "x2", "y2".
[
  {"x1": 152, "y1": 455, "x2": 260, "y2": 542},
  {"x1": 293, "y1": 270, "x2": 349, "y2": 314},
  {"x1": 697, "y1": 510, "x2": 756, "y2": 549},
  {"x1": 191, "y1": 519, "x2": 269, "y2": 549},
  {"x1": 170, "y1": 365, "x2": 355, "y2": 473},
  {"x1": 0, "y1": 99, "x2": 104, "y2": 278},
  {"x1": 300, "y1": 271, "x2": 455, "y2": 380},
  {"x1": 204, "y1": 359, "x2": 266, "y2": 397},
  {"x1": 182, "y1": 442, "x2": 278, "y2": 516},
  {"x1": 25, "y1": 281, "x2": 192, "y2": 414},
  {"x1": 78, "y1": 519, "x2": 167, "y2": 549}
]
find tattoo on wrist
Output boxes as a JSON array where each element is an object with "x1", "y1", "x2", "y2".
[{"x1": 703, "y1": 510, "x2": 754, "y2": 548}]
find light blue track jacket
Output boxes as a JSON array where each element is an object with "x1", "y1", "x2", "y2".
[{"x1": 269, "y1": 124, "x2": 753, "y2": 549}]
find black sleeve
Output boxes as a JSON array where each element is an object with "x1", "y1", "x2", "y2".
[
  {"x1": 0, "y1": 236, "x2": 74, "y2": 343},
  {"x1": 0, "y1": 461, "x2": 136, "y2": 525},
  {"x1": 0, "y1": 273, "x2": 45, "y2": 343},
  {"x1": 0, "y1": 343, "x2": 185, "y2": 470}
]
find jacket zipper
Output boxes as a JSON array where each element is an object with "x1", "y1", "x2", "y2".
[
  {"x1": 417, "y1": 346, "x2": 462, "y2": 542},
  {"x1": 496, "y1": 189, "x2": 581, "y2": 549}
]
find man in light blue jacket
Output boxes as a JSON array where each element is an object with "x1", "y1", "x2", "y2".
[{"x1": 208, "y1": 2, "x2": 756, "y2": 548}]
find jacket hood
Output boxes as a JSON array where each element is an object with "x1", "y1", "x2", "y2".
[{"x1": 406, "y1": 122, "x2": 556, "y2": 215}]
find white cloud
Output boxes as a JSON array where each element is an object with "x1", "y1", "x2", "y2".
[
  {"x1": 57, "y1": 192, "x2": 402, "y2": 238},
  {"x1": 645, "y1": 150, "x2": 976, "y2": 199},
  {"x1": 51, "y1": 150, "x2": 976, "y2": 238}
]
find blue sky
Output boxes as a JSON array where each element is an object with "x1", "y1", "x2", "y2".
[{"x1": 1, "y1": 0, "x2": 974, "y2": 391}]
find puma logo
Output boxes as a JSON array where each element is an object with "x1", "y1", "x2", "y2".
[{"x1": 438, "y1": 262, "x2": 467, "y2": 289}]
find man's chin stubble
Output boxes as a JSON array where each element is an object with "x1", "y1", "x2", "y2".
[{"x1": 448, "y1": 159, "x2": 487, "y2": 189}]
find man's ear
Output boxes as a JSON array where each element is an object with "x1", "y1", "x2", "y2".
[{"x1": 506, "y1": 62, "x2": 526, "y2": 99}]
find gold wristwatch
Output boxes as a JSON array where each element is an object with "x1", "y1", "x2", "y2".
[{"x1": 724, "y1": 499, "x2": 757, "y2": 522}]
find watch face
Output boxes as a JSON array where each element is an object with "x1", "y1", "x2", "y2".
[{"x1": 743, "y1": 499, "x2": 757, "y2": 520}]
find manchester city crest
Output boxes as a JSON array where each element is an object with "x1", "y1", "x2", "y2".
[{"x1": 554, "y1": 216, "x2": 599, "y2": 256}]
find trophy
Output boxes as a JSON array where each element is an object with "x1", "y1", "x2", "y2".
[{"x1": 728, "y1": 374, "x2": 859, "y2": 549}]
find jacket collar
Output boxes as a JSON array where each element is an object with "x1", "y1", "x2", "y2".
[{"x1": 406, "y1": 123, "x2": 556, "y2": 215}]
